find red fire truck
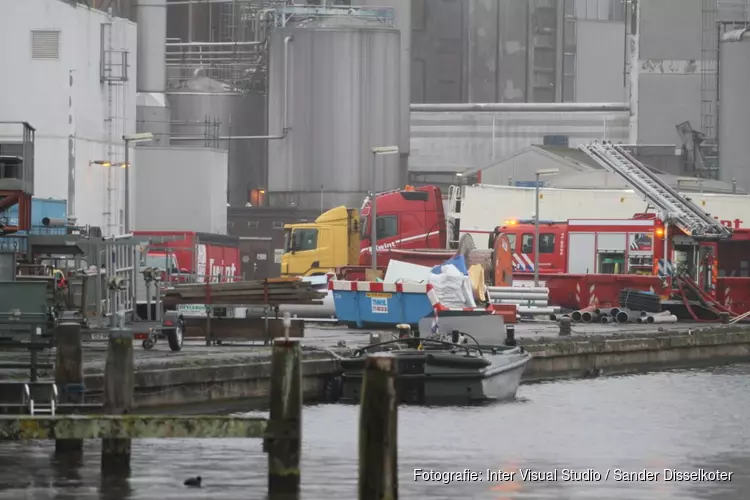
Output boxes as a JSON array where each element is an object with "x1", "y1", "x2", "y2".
[{"x1": 489, "y1": 213, "x2": 750, "y2": 313}]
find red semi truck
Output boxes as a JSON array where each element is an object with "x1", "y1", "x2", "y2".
[{"x1": 281, "y1": 185, "x2": 448, "y2": 276}]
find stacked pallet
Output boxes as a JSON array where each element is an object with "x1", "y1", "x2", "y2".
[
  {"x1": 162, "y1": 277, "x2": 326, "y2": 306},
  {"x1": 618, "y1": 289, "x2": 661, "y2": 313}
]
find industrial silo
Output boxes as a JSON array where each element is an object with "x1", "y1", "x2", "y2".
[
  {"x1": 718, "y1": 29, "x2": 750, "y2": 192},
  {"x1": 353, "y1": 0, "x2": 411, "y2": 185},
  {"x1": 167, "y1": 76, "x2": 267, "y2": 207},
  {"x1": 266, "y1": 15, "x2": 402, "y2": 210}
]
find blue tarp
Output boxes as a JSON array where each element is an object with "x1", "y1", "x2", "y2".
[{"x1": 431, "y1": 254, "x2": 469, "y2": 275}]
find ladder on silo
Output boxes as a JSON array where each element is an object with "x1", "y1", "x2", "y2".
[{"x1": 579, "y1": 142, "x2": 733, "y2": 240}]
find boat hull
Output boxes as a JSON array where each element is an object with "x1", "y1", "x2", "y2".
[{"x1": 339, "y1": 348, "x2": 531, "y2": 405}]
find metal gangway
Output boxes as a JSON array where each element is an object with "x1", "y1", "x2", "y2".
[{"x1": 579, "y1": 142, "x2": 733, "y2": 240}]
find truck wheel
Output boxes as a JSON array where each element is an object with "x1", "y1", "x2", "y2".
[{"x1": 167, "y1": 320, "x2": 184, "y2": 352}]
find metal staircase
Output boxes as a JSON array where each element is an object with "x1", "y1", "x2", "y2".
[{"x1": 579, "y1": 142, "x2": 733, "y2": 240}]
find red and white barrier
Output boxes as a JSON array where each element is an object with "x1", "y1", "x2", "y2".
[
  {"x1": 328, "y1": 280, "x2": 490, "y2": 314},
  {"x1": 328, "y1": 280, "x2": 433, "y2": 294}
]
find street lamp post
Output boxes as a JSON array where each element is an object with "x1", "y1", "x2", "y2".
[
  {"x1": 534, "y1": 168, "x2": 560, "y2": 286},
  {"x1": 122, "y1": 132, "x2": 154, "y2": 233},
  {"x1": 369, "y1": 146, "x2": 400, "y2": 271}
]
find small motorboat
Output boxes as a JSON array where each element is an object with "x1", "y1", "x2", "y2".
[{"x1": 338, "y1": 328, "x2": 531, "y2": 405}]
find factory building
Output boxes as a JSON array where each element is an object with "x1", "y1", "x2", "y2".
[{"x1": 0, "y1": 0, "x2": 137, "y2": 233}]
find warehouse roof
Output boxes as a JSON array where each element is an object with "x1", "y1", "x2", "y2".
[{"x1": 464, "y1": 145, "x2": 744, "y2": 195}]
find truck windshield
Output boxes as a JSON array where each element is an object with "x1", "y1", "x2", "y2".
[{"x1": 360, "y1": 216, "x2": 369, "y2": 239}]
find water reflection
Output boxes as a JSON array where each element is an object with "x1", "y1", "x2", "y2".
[
  {"x1": 51, "y1": 448, "x2": 83, "y2": 500},
  {"x1": 0, "y1": 365, "x2": 746, "y2": 499}
]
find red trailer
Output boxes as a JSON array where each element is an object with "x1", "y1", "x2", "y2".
[
  {"x1": 133, "y1": 231, "x2": 240, "y2": 321},
  {"x1": 134, "y1": 231, "x2": 240, "y2": 283}
]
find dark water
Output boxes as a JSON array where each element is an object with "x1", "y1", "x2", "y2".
[{"x1": 2, "y1": 364, "x2": 750, "y2": 499}]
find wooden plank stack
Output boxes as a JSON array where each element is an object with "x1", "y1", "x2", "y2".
[{"x1": 161, "y1": 277, "x2": 326, "y2": 306}]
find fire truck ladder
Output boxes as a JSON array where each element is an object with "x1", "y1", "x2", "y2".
[{"x1": 579, "y1": 142, "x2": 733, "y2": 240}]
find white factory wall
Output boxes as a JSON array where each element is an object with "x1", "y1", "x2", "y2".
[
  {"x1": 133, "y1": 147, "x2": 228, "y2": 235},
  {"x1": 0, "y1": 0, "x2": 136, "y2": 234}
]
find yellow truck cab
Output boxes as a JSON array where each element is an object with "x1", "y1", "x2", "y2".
[{"x1": 280, "y1": 206, "x2": 360, "y2": 276}]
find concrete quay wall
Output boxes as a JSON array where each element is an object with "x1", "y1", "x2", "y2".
[
  {"x1": 79, "y1": 326, "x2": 750, "y2": 410},
  {"x1": 519, "y1": 326, "x2": 750, "y2": 382}
]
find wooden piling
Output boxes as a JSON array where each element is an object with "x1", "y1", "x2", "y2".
[
  {"x1": 101, "y1": 328, "x2": 134, "y2": 475},
  {"x1": 54, "y1": 322, "x2": 84, "y2": 454},
  {"x1": 358, "y1": 353, "x2": 398, "y2": 500},
  {"x1": 266, "y1": 338, "x2": 302, "y2": 498}
]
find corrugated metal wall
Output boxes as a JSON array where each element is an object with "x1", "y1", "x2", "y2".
[{"x1": 409, "y1": 110, "x2": 629, "y2": 173}]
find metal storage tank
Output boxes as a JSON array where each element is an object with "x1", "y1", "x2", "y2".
[
  {"x1": 267, "y1": 15, "x2": 402, "y2": 210},
  {"x1": 354, "y1": 0, "x2": 411, "y2": 184},
  {"x1": 719, "y1": 29, "x2": 750, "y2": 192},
  {"x1": 167, "y1": 77, "x2": 267, "y2": 207}
]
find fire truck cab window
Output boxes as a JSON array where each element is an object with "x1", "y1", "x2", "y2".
[
  {"x1": 521, "y1": 234, "x2": 534, "y2": 253},
  {"x1": 291, "y1": 229, "x2": 318, "y2": 252},
  {"x1": 539, "y1": 233, "x2": 556, "y2": 254},
  {"x1": 505, "y1": 233, "x2": 517, "y2": 251}
]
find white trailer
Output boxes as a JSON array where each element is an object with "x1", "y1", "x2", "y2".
[{"x1": 449, "y1": 184, "x2": 750, "y2": 249}]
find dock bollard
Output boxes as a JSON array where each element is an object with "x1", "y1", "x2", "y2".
[
  {"x1": 559, "y1": 317, "x2": 572, "y2": 336},
  {"x1": 266, "y1": 338, "x2": 302, "y2": 498},
  {"x1": 55, "y1": 322, "x2": 84, "y2": 454},
  {"x1": 719, "y1": 312, "x2": 730, "y2": 324},
  {"x1": 504, "y1": 325, "x2": 517, "y2": 346},
  {"x1": 359, "y1": 353, "x2": 398, "y2": 500},
  {"x1": 101, "y1": 328, "x2": 134, "y2": 475}
]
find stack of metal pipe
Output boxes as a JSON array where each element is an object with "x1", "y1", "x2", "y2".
[
  {"x1": 560, "y1": 306, "x2": 677, "y2": 324},
  {"x1": 636, "y1": 310, "x2": 677, "y2": 324},
  {"x1": 487, "y1": 286, "x2": 559, "y2": 316}
]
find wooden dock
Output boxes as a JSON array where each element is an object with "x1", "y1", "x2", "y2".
[{"x1": 0, "y1": 321, "x2": 400, "y2": 499}]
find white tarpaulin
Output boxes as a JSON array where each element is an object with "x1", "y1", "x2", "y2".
[
  {"x1": 428, "y1": 263, "x2": 477, "y2": 309},
  {"x1": 384, "y1": 259, "x2": 433, "y2": 283}
]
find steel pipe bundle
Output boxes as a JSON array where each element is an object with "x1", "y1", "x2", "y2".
[
  {"x1": 518, "y1": 306, "x2": 559, "y2": 315},
  {"x1": 581, "y1": 311, "x2": 599, "y2": 323},
  {"x1": 488, "y1": 286, "x2": 549, "y2": 294},
  {"x1": 488, "y1": 287, "x2": 552, "y2": 317},
  {"x1": 615, "y1": 309, "x2": 640, "y2": 324},
  {"x1": 618, "y1": 289, "x2": 662, "y2": 313},
  {"x1": 496, "y1": 299, "x2": 549, "y2": 307},
  {"x1": 646, "y1": 314, "x2": 677, "y2": 324},
  {"x1": 570, "y1": 306, "x2": 595, "y2": 322},
  {"x1": 491, "y1": 292, "x2": 549, "y2": 300}
]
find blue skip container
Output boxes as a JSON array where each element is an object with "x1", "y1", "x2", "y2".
[{"x1": 329, "y1": 280, "x2": 435, "y2": 328}]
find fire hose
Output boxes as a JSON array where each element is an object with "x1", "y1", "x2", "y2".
[{"x1": 676, "y1": 278, "x2": 735, "y2": 323}]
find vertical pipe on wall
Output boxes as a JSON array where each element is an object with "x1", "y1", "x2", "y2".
[
  {"x1": 626, "y1": 0, "x2": 640, "y2": 144},
  {"x1": 68, "y1": 70, "x2": 76, "y2": 220}
]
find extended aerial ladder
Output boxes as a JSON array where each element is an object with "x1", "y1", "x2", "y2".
[{"x1": 579, "y1": 141, "x2": 733, "y2": 240}]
